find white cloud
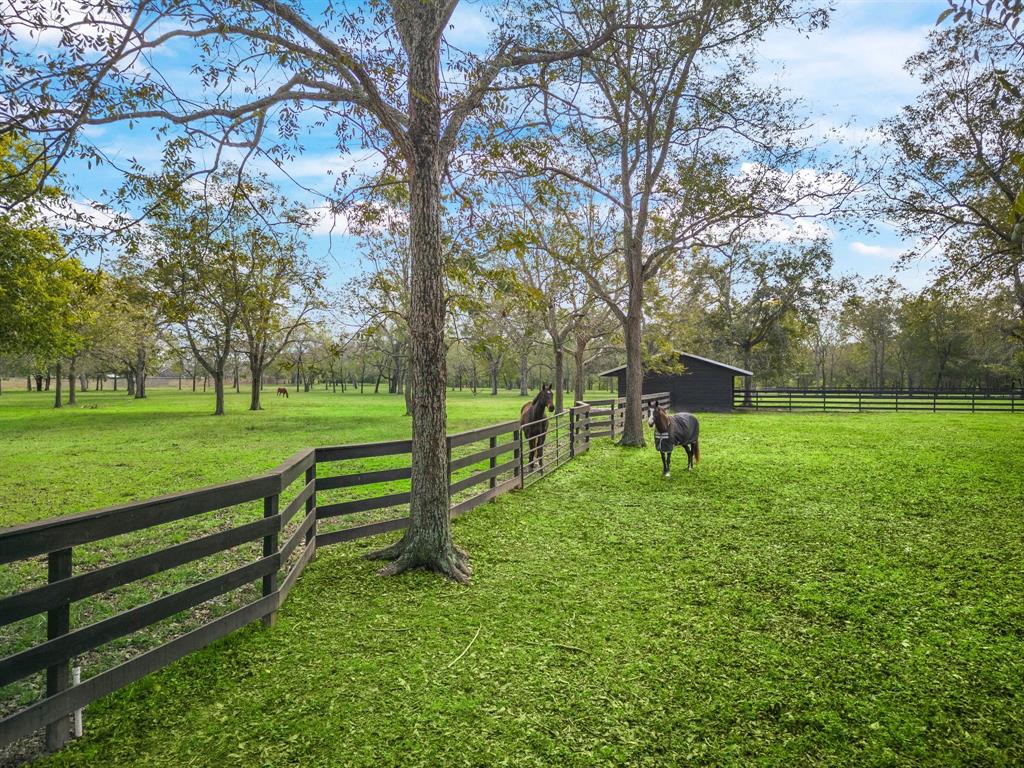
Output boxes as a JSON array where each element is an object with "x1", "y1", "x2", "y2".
[
  {"x1": 757, "y1": 21, "x2": 931, "y2": 124},
  {"x1": 307, "y1": 203, "x2": 404, "y2": 237},
  {"x1": 445, "y1": 5, "x2": 495, "y2": 52},
  {"x1": 751, "y1": 217, "x2": 834, "y2": 243},
  {"x1": 850, "y1": 241, "x2": 904, "y2": 258}
]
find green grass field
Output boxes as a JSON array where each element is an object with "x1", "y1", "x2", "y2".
[
  {"x1": 0, "y1": 386, "x2": 584, "y2": 527},
  {"x1": 1, "y1": 389, "x2": 1022, "y2": 766}
]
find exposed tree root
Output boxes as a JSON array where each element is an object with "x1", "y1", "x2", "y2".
[
  {"x1": 366, "y1": 538, "x2": 472, "y2": 583},
  {"x1": 364, "y1": 537, "x2": 408, "y2": 562}
]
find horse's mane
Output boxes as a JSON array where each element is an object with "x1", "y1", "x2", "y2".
[
  {"x1": 653, "y1": 405, "x2": 671, "y2": 432},
  {"x1": 532, "y1": 390, "x2": 546, "y2": 406}
]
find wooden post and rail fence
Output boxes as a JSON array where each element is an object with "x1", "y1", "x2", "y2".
[
  {"x1": 734, "y1": 387, "x2": 1023, "y2": 413},
  {"x1": 0, "y1": 392, "x2": 669, "y2": 753}
]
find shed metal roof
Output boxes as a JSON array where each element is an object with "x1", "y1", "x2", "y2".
[{"x1": 597, "y1": 352, "x2": 753, "y2": 378}]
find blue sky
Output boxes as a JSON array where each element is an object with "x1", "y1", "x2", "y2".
[{"x1": 57, "y1": 0, "x2": 947, "y2": 292}]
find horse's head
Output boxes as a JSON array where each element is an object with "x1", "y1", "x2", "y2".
[
  {"x1": 647, "y1": 401, "x2": 668, "y2": 430},
  {"x1": 541, "y1": 383, "x2": 554, "y2": 412}
]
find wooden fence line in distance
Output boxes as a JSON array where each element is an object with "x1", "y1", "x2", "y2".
[
  {"x1": 0, "y1": 393, "x2": 667, "y2": 753},
  {"x1": 735, "y1": 387, "x2": 1022, "y2": 413}
]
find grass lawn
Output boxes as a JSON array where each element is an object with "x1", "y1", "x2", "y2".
[
  {"x1": 2, "y1": 391, "x2": 1023, "y2": 765},
  {"x1": 0, "y1": 386, "x2": 594, "y2": 527}
]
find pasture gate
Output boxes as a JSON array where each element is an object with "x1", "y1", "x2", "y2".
[{"x1": 0, "y1": 393, "x2": 668, "y2": 756}]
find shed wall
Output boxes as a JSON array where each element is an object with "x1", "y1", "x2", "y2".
[{"x1": 612, "y1": 357, "x2": 737, "y2": 412}]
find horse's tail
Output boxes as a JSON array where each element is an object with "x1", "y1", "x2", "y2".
[{"x1": 693, "y1": 440, "x2": 700, "y2": 464}]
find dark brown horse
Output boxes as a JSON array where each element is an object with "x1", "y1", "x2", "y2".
[
  {"x1": 276, "y1": 387, "x2": 289, "y2": 398},
  {"x1": 647, "y1": 401, "x2": 700, "y2": 477},
  {"x1": 520, "y1": 384, "x2": 554, "y2": 472}
]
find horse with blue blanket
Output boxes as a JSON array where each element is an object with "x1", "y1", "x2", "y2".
[{"x1": 647, "y1": 401, "x2": 700, "y2": 477}]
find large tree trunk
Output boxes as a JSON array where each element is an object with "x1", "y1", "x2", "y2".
[
  {"x1": 249, "y1": 360, "x2": 264, "y2": 411},
  {"x1": 34, "y1": 374, "x2": 42, "y2": 391},
  {"x1": 135, "y1": 346, "x2": 147, "y2": 399},
  {"x1": 67, "y1": 359, "x2": 76, "y2": 405},
  {"x1": 620, "y1": 281, "x2": 645, "y2": 446},
  {"x1": 53, "y1": 363, "x2": 62, "y2": 408},
  {"x1": 518, "y1": 349, "x2": 528, "y2": 396},
  {"x1": 366, "y1": 2, "x2": 467, "y2": 582},
  {"x1": 573, "y1": 344, "x2": 587, "y2": 404},
  {"x1": 126, "y1": 367, "x2": 136, "y2": 397},
  {"x1": 213, "y1": 368, "x2": 225, "y2": 415},
  {"x1": 553, "y1": 346, "x2": 564, "y2": 412},
  {"x1": 742, "y1": 346, "x2": 753, "y2": 406}
]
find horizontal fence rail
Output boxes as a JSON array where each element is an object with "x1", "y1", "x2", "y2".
[
  {"x1": 0, "y1": 392, "x2": 669, "y2": 755},
  {"x1": 734, "y1": 388, "x2": 1022, "y2": 413}
]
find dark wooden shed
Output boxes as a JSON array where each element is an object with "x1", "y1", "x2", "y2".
[{"x1": 598, "y1": 352, "x2": 752, "y2": 412}]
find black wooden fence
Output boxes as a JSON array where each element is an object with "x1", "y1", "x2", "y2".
[
  {"x1": 734, "y1": 387, "x2": 1023, "y2": 413},
  {"x1": 0, "y1": 393, "x2": 669, "y2": 754}
]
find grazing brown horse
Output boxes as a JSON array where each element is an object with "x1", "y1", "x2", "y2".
[
  {"x1": 276, "y1": 387, "x2": 289, "y2": 398},
  {"x1": 520, "y1": 384, "x2": 555, "y2": 472},
  {"x1": 647, "y1": 401, "x2": 700, "y2": 477}
]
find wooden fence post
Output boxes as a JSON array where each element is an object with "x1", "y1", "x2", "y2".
[
  {"x1": 45, "y1": 548, "x2": 72, "y2": 751},
  {"x1": 554, "y1": 412, "x2": 561, "y2": 466},
  {"x1": 262, "y1": 494, "x2": 279, "y2": 628},
  {"x1": 305, "y1": 462, "x2": 316, "y2": 557},
  {"x1": 610, "y1": 400, "x2": 616, "y2": 441},
  {"x1": 488, "y1": 434, "x2": 497, "y2": 501},
  {"x1": 569, "y1": 408, "x2": 576, "y2": 458},
  {"x1": 513, "y1": 429, "x2": 523, "y2": 488}
]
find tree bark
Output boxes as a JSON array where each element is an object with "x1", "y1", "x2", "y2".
[
  {"x1": 553, "y1": 346, "x2": 565, "y2": 412},
  {"x1": 53, "y1": 363, "x2": 62, "y2": 408},
  {"x1": 620, "y1": 283, "x2": 645, "y2": 446},
  {"x1": 404, "y1": 365, "x2": 412, "y2": 416},
  {"x1": 573, "y1": 344, "x2": 586, "y2": 404},
  {"x1": 366, "y1": 1, "x2": 468, "y2": 582},
  {"x1": 249, "y1": 359, "x2": 264, "y2": 411},
  {"x1": 518, "y1": 349, "x2": 528, "y2": 396},
  {"x1": 213, "y1": 369, "x2": 225, "y2": 415},
  {"x1": 67, "y1": 359, "x2": 76, "y2": 405},
  {"x1": 742, "y1": 345, "x2": 753, "y2": 406},
  {"x1": 135, "y1": 346, "x2": 147, "y2": 399}
]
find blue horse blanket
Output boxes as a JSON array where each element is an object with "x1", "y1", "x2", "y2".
[{"x1": 654, "y1": 412, "x2": 699, "y2": 453}]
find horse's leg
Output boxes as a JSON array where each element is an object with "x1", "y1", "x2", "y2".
[
  {"x1": 685, "y1": 444, "x2": 694, "y2": 471},
  {"x1": 660, "y1": 451, "x2": 668, "y2": 476},
  {"x1": 664, "y1": 451, "x2": 671, "y2": 478},
  {"x1": 538, "y1": 435, "x2": 545, "y2": 470}
]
